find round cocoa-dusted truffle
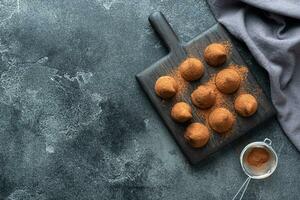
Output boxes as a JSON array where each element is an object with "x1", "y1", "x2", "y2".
[
  {"x1": 209, "y1": 108, "x2": 235, "y2": 133},
  {"x1": 171, "y1": 102, "x2": 192, "y2": 123},
  {"x1": 204, "y1": 43, "x2": 228, "y2": 67},
  {"x1": 191, "y1": 85, "x2": 216, "y2": 109},
  {"x1": 215, "y1": 68, "x2": 241, "y2": 94},
  {"x1": 155, "y1": 76, "x2": 178, "y2": 99},
  {"x1": 184, "y1": 123, "x2": 210, "y2": 148},
  {"x1": 179, "y1": 58, "x2": 204, "y2": 81},
  {"x1": 234, "y1": 94, "x2": 258, "y2": 117}
]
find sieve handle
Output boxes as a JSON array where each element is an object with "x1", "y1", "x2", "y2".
[
  {"x1": 232, "y1": 177, "x2": 251, "y2": 200},
  {"x1": 264, "y1": 138, "x2": 272, "y2": 146}
]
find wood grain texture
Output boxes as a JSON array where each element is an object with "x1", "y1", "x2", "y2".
[{"x1": 136, "y1": 12, "x2": 275, "y2": 164}]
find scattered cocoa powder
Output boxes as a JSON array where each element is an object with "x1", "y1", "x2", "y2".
[
  {"x1": 228, "y1": 64, "x2": 248, "y2": 82},
  {"x1": 168, "y1": 68, "x2": 189, "y2": 101},
  {"x1": 221, "y1": 41, "x2": 232, "y2": 56}
]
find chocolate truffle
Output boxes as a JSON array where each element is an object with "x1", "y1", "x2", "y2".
[
  {"x1": 204, "y1": 43, "x2": 227, "y2": 67},
  {"x1": 171, "y1": 102, "x2": 192, "y2": 123},
  {"x1": 155, "y1": 76, "x2": 178, "y2": 99},
  {"x1": 209, "y1": 108, "x2": 235, "y2": 133},
  {"x1": 234, "y1": 94, "x2": 258, "y2": 117},
  {"x1": 184, "y1": 123, "x2": 210, "y2": 148},
  {"x1": 191, "y1": 85, "x2": 216, "y2": 109},
  {"x1": 215, "y1": 68, "x2": 241, "y2": 94},
  {"x1": 179, "y1": 58, "x2": 204, "y2": 81}
]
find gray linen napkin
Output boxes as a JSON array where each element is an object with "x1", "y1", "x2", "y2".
[{"x1": 207, "y1": 0, "x2": 300, "y2": 151}]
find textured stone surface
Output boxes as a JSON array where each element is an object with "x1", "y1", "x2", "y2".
[{"x1": 0, "y1": 0, "x2": 299, "y2": 199}]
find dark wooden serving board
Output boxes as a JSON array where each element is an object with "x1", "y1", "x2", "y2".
[{"x1": 136, "y1": 12, "x2": 275, "y2": 164}]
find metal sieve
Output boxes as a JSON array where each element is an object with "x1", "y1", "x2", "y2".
[{"x1": 232, "y1": 138, "x2": 278, "y2": 200}]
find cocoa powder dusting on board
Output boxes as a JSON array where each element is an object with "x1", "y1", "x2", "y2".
[
  {"x1": 168, "y1": 68, "x2": 189, "y2": 101},
  {"x1": 228, "y1": 65, "x2": 251, "y2": 96},
  {"x1": 228, "y1": 64, "x2": 249, "y2": 82},
  {"x1": 221, "y1": 41, "x2": 232, "y2": 57}
]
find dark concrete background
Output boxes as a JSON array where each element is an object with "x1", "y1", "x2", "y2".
[{"x1": 0, "y1": 0, "x2": 299, "y2": 199}]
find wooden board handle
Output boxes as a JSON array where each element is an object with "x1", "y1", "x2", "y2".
[{"x1": 149, "y1": 11, "x2": 181, "y2": 52}]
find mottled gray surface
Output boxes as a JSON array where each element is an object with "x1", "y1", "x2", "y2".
[{"x1": 0, "y1": 0, "x2": 299, "y2": 200}]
